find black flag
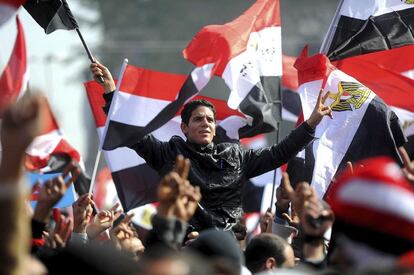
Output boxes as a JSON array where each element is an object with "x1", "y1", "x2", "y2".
[{"x1": 24, "y1": 0, "x2": 78, "y2": 34}]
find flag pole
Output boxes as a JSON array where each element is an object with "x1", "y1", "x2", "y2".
[
  {"x1": 269, "y1": 121, "x2": 280, "y2": 211},
  {"x1": 75, "y1": 28, "x2": 105, "y2": 83},
  {"x1": 88, "y1": 58, "x2": 129, "y2": 195}
]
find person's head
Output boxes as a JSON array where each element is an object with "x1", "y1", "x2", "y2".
[
  {"x1": 185, "y1": 229, "x2": 243, "y2": 275},
  {"x1": 245, "y1": 233, "x2": 295, "y2": 273},
  {"x1": 326, "y1": 157, "x2": 414, "y2": 271},
  {"x1": 181, "y1": 100, "x2": 216, "y2": 146}
]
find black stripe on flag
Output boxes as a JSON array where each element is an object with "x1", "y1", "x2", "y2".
[
  {"x1": 282, "y1": 88, "x2": 302, "y2": 117},
  {"x1": 111, "y1": 164, "x2": 160, "y2": 211},
  {"x1": 328, "y1": 7, "x2": 414, "y2": 61},
  {"x1": 24, "y1": 0, "x2": 78, "y2": 34},
  {"x1": 238, "y1": 76, "x2": 282, "y2": 138},
  {"x1": 335, "y1": 96, "x2": 405, "y2": 174},
  {"x1": 103, "y1": 75, "x2": 198, "y2": 150}
]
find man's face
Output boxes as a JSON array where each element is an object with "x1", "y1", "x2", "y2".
[{"x1": 181, "y1": 106, "x2": 216, "y2": 145}]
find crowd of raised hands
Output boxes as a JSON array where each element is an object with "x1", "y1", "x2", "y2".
[{"x1": 1, "y1": 93, "x2": 413, "y2": 275}]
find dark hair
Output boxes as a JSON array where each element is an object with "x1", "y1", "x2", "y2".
[
  {"x1": 181, "y1": 99, "x2": 216, "y2": 125},
  {"x1": 245, "y1": 233, "x2": 290, "y2": 273}
]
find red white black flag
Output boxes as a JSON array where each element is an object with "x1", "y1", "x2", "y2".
[
  {"x1": 295, "y1": 49, "x2": 406, "y2": 198},
  {"x1": 321, "y1": 0, "x2": 414, "y2": 138},
  {"x1": 183, "y1": 0, "x2": 282, "y2": 137}
]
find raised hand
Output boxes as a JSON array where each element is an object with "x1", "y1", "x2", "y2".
[
  {"x1": 33, "y1": 162, "x2": 80, "y2": 223},
  {"x1": 306, "y1": 89, "x2": 333, "y2": 129},
  {"x1": 87, "y1": 202, "x2": 122, "y2": 239},
  {"x1": 110, "y1": 213, "x2": 144, "y2": 257},
  {"x1": 0, "y1": 94, "x2": 46, "y2": 181},
  {"x1": 44, "y1": 209, "x2": 73, "y2": 249},
  {"x1": 281, "y1": 172, "x2": 334, "y2": 237},
  {"x1": 260, "y1": 208, "x2": 274, "y2": 233},
  {"x1": 90, "y1": 60, "x2": 116, "y2": 93},
  {"x1": 72, "y1": 194, "x2": 93, "y2": 234},
  {"x1": 157, "y1": 155, "x2": 201, "y2": 222}
]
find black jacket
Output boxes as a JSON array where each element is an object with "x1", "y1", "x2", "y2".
[
  {"x1": 130, "y1": 124, "x2": 314, "y2": 231},
  {"x1": 103, "y1": 92, "x2": 315, "y2": 231}
]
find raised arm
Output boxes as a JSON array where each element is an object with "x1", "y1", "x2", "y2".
[{"x1": 244, "y1": 89, "x2": 332, "y2": 178}]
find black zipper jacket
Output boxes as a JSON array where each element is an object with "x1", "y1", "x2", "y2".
[{"x1": 103, "y1": 92, "x2": 315, "y2": 231}]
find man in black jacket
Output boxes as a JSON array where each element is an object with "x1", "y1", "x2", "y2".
[{"x1": 90, "y1": 61, "x2": 333, "y2": 232}]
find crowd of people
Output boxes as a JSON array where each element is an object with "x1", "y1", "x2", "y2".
[{"x1": 1, "y1": 82, "x2": 414, "y2": 275}]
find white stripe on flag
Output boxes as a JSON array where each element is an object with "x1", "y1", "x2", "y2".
[
  {"x1": 110, "y1": 91, "x2": 171, "y2": 127},
  {"x1": 191, "y1": 63, "x2": 214, "y2": 91},
  {"x1": 26, "y1": 130, "x2": 63, "y2": 159},
  {"x1": 300, "y1": 70, "x2": 376, "y2": 198},
  {"x1": 337, "y1": 0, "x2": 410, "y2": 20},
  {"x1": 222, "y1": 26, "x2": 282, "y2": 109},
  {"x1": 338, "y1": 178, "x2": 414, "y2": 222}
]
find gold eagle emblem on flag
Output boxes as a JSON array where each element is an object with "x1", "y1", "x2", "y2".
[
  {"x1": 326, "y1": 82, "x2": 371, "y2": 112},
  {"x1": 403, "y1": 0, "x2": 414, "y2": 4}
]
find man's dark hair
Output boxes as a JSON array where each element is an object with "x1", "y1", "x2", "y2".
[
  {"x1": 245, "y1": 233, "x2": 290, "y2": 273},
  {"x1": 181, "y1": 99, "x2": 216, "y2": 125}
]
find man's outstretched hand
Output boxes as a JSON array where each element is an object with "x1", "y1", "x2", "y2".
[{"x1": 306, "y1": 89, "x2": 333, "y2": 129}]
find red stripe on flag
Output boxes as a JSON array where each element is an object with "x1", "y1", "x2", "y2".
[
  {"x1": 84, "y1": 81, "x2": 107, "y2": 128},
  {"x1": 294, "y1": 51, "x2": 336, "y2": 86},
  {"x1": 282, "y1": 55, "x2": 298, "y2": 90},
  {"x1": 2, "y1": 0, "x2": 25, "y2": 8},
  {"x1": 119, "y1": 65, "x2": 187, "y2": 101},
  {"x1": 0, "y1": 16, "x2": 26, "y2": 117},
  {"x1": 333, "y1": 49, "x2": 414, "y2": 113}
]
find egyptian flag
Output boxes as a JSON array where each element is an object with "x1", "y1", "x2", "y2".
[
  {"x1": 183, "y1": 0, "x2": 282, "y2": 138},
  {"x1": 295, "y1": 49, "x2": 406, "y2": 198},
  {"x1": 0, "y1": 16, "x2": 28, "y2": 117},
  {"x1": 320, "y1": 0, "x2": 414, "y2": 141},
  {"x1": 24, "y1": 98, "x2": 90, "y2": 195},
  {"x1": 0, "y1": 0, "x2": 25, "y2": 25},
  {"x1": 85, "y1": 66, "x2": 244, "y2": 210},
  {"x1": 23, "y1": 0, "x2": 78, "y2": 34}
]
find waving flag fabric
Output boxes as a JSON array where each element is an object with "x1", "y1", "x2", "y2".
[
  {"x1": 23, "y1": 0, "x2": 78, "y2": 34},
  {"x1": 183, "y1": 0, "x2": 282, "y2": 137},
  {"x1": 0, "y1": 16, "x2": 27, "y2": 117},
  {"x1": 321, "y1": 0, "x2": 414, "y2": 139},
  {"x1": 295, "y1": 50, "x2": 405, "y2": 198}
]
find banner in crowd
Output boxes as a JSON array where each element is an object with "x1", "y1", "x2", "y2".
[
  {"x1": 295, "y1": 49, "x2": 405, "y2": 198},
  {"x1": 321, "y1": 0, "x2": 414, "y2": 138}
]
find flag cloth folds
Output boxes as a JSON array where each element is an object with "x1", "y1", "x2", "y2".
[
  {"x1": 0, "y1": 0, "x2": 25, "y2": 25},
  {"x1": 183, "y1": 0, "x2": 282, "y2": 137},
  {"x1": 85, "y1": 65, "x2": 248, "y2": 210},
  {"x1": 0, "y1": 16, "x2": 28, "y2": 117},
  {"x1": 320, "y1": 0, "x2": 414, "y2": 139},
  {"x1": 23, "y1": 0, "x2": 78, "y2": 34},
  {"x1": 295, "y1": 51, "x2": 406, "y2": 198}
]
